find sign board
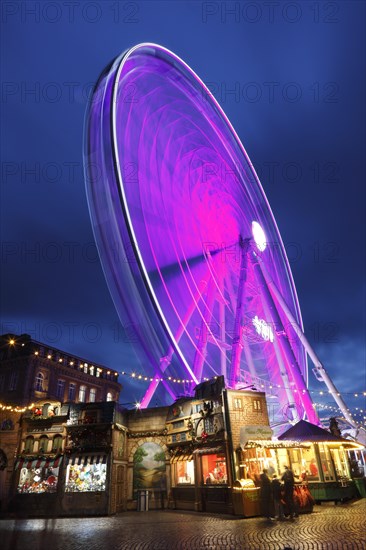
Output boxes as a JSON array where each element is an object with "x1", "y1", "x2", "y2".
[{"x1": 240, "y1": 425, "x2": 273, "y2": 448}]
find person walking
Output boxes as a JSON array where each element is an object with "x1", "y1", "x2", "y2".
[
  {"x1": 271, "y1": 474, "x2": 284, "y2": 520},
  {"x1": 281, "y1": 465, "x2": 297, "y2": 518},
  {"x1": 260, "y1": 469, "x2": 274, "y2": 520}
]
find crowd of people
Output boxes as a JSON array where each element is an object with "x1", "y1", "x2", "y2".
[{"x1": 260, "y1": 465, "x2": 298, "y2": 521}]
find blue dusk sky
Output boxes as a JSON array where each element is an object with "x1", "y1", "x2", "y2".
[{"x1": 1, "y1": 1, "x2": 365, "y2": 419}]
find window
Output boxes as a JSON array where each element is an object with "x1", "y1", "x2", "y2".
[
  {"x1": 330, "y1": 448, "x2": 350, "y2": 479},
  {"x1": 89, "y1": 388, "x2": 96, "y2": 403},
  {"x1": 52, "y1": 435, "x2": 63, "y2": 453},
  {"x1": 68, "y1": 383, "x2": 76, "y2": 401},
  {"x1": 252, "y1": 399, "x2": 262, "y2": 412},
  {"x1": 318, "y1": 443, "x2": 336, "y2": 481},
  {"x1": 175, "y1": 460, "x2": 195, "y2": 485},
  {"x1": 90, "y1": 366, "x2": 94, "y2": 376},
  {"x1": 56, "y1": 379, "x2": 65, "y2": 399},
  {"x1": 204, "y1": 416, "x2": 215, "y2": 433},
  {"x1": 172, "y1": 420, "x2": 184, "y2": 429},
  {"x1": 84, "y1": 365, "x2": 88, "y2": 373},
  {"x1": 18, "y1": 465, "x2": 60, "y2": 493},
  {"x1": 9, "y1": 370, "x2": 19, "y2": 390},
  {"x1": 79, "y1": 385, "x2": 86, "y2": 402},
  {"x1": 35, "y1": 372, "x2": 44, "y2": 392},
  {"x1": 233, "y1": 398, "x2": 242, "y2": 409},
  {"x1": 106, "y1": 392, "x2": 113, "y2": 402},
  {"x1": 65, "y1": 461, "x2": 107, "y2": 492},
  {"x1": 301, "y1": 447, "x2": 320, "y2": 481},
  {"x1": 202, "y1": 454, "x2": 227, "y2": 485},
  {"x1": 38, "y1": 435, "x2": 49, "y2": 453},
  {"x1": 24, "y1": 436, "x2": 35, "y2": 453}
]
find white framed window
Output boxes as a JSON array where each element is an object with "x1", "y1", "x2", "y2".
[
  {"x1": 252, "y1": 399, "x2": 262, "y2": 412},
  {"x1": 68, "y1": 383, "x2": 76, "y2": 401},
  {"x1": 89, "y1": 388, "x2": 96, "y2": 403},
  {"x1": 106, "y1": 392, "x2": 113, "y2": 402},
  {"x1": 79, "y1": 385, "x2": 86, "y2": 402},
  {"x1": 56, "y1": 379, "x2": 65, "y2": 399},
  {"x1": 233, "y1": 398, "x2": 242, "y2": 409},
  {"x1": 34, "y1": 372, "x2": 44, "y2": 392},
  {"x1": 9, "y1": 371, "x2": 19, "y2": 390}
]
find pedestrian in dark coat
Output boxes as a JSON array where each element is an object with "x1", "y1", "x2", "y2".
[
  {"x1": 271, "y1": 474, "x2": 284, "y2": 520},
  {"x1": 260, "y1": 469, "x2": 273, "y2": 520},
  {"x1": 281, "y1": 465, "x2": 297, "y2": 518}
]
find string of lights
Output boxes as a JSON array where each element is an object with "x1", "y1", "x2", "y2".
[
  {"x1": 119, "y1": 370, "x2": 366, "y2": 399},
  {"x1": 0, "y1": 402, "x2": 35, "y2": 413},
  {"x1": 6, "y1": 342, "x2": 366, "y2": 399}
]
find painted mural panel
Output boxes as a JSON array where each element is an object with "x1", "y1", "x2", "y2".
[{"x1": 133, "y1": 442, "x2": 166, "y2": 495}]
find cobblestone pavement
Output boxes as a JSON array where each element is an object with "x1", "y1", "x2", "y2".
[{"x1": 1, "y1": 500, "x2": 365, "y2": 550}]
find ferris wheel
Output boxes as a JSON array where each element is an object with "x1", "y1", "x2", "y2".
[{"x1": 84, "y1": 43, "x2": 355, "y2": 431}]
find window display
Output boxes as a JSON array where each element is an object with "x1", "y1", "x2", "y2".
[
  {"x1": 17, "y1": 466, "x2": 59, "y2": 493},
  {"x1": 202, "y1": 454, "x2": 227, "y2": 484},
  {"x1": 175, "y1": 460, "x2": 194, "y2": 484},
  {"x1": 65, "y1": 461, "x2": 107, "y2": 492}
]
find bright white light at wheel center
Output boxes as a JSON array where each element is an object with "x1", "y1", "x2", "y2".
[{"x1": 252, "y1": 221, "x2": 267, "y2": 252}]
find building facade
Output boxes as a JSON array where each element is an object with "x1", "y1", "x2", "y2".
[
  {"x1": 0, "y1": 333, "x2": 121, "y2": 512},
  {"x1": 0, "y1": 333, "x2": 121, "y2": 406}
]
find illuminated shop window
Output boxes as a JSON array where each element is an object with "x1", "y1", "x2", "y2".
[
  {"x1": 318, "y1": 444, "x2": 336, "y2": 481},
  {"x1": 18, "y1": 466, "x2": 59, "y2": 494},
  {"x1": 330, "y1": 448, "x2": 350, "y2": 479},
  {"x1": 301, "y1": 447, "x2": 320, "y2": 481},
  {"x1": 202, "y1": 454, "x2": 227, "y2": 484},
  {"x1": 65, "y1": 462, "x2": 107, "y2": 492},
  {"x1": 106, "y1": 392, "x2": 113, "y2": 402},
  {"x1": 175, "y1": 460, "x2": 195, "y2": 485},
  {"x1": 35, "y1": 372, "x2": 44, "y2": 392},
  {"x1": 79, "y1": 385, "x2": 86, "y2": 402},
  {"x1": 242, "y1": 447, "x2": 277, "y2": 481},
  {"x1": 89, "y1": 388, "x2": 96, "y2": 402}
]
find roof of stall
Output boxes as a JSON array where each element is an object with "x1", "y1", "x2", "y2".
[{"x1": 278, "y1": 420, "x2": 363, "y2": 447}]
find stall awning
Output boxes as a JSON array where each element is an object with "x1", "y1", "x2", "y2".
[
  {"x1": 278, "y1": 420, "x2": 364, "y2": 448},
  {"x1": 66, "y1": 454, "x2": 107, "y2": 466},
  {"x1": 15, "y1": 456, "x2": 63, "y2": 470},
  {"x1": 243, "y1": 440, "x2": 310, "y2": 449},
  {"x1": 193, "y1": 446, "x2": 225, "y2": 455}
]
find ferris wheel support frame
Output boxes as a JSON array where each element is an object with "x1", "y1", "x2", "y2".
[
  {"x1": 255, "y1": 252, "x2": 358, "y2": 429},
  {"x1": 250, "y1": 252, "x2": 320, "y2": 425}
]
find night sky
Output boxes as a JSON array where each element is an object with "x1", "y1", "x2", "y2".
[{"x1": 1, "y1": 1, "x2": 365, "y2": 421}]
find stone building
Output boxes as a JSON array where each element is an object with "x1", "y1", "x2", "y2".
[
  {"x1": 0, "y1": 333, "x2": 121, "y2": 406},
  {"x1": 0, "y1": 333, "x2": 121, "y2": 512}
]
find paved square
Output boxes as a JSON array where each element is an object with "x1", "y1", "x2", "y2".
[{"x1": 1, "y1": 500, "x2": 365, "y2": 549}]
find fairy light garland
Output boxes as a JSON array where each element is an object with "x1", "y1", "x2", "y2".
[
  {"x1": 7, "y1": 342, "x2": 365, "y2": 398},
  {"x1": 0, "y1": 402, "x2": 35, "y2": 413}
]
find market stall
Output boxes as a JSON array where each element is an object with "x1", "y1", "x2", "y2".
[{"x1": 278, "y1": 420, "x2": 364, "y2": 503}]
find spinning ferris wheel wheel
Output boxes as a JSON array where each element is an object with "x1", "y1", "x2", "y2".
[{"x1": 84, "y1": 43, "x2": 355, "y2": 431}]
